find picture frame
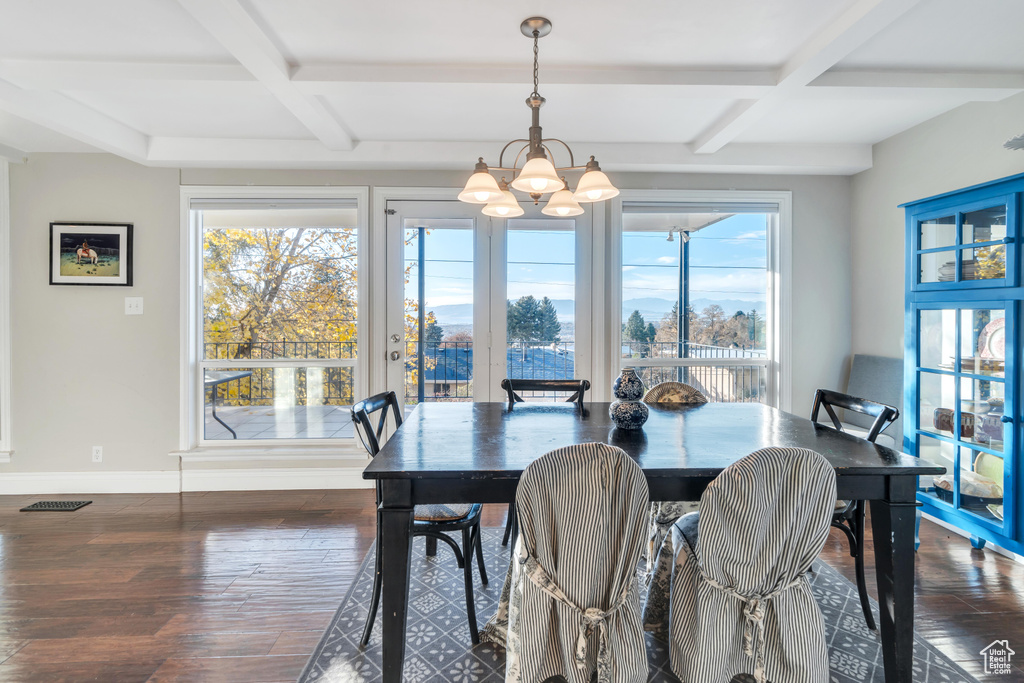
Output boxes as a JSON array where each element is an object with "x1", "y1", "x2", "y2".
[{"x1": 49, "y1": 222, "x2": 133, "y2": 287}]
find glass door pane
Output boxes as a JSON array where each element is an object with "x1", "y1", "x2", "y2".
[
  {"x1": 386, "y1": 202, "x2": 489, "y2": 408},
  {"x1": 916, "y1": 305, "x2": 1011, "y2": 532},
  {"x1": 505, "y1": 217, "x2": 576, "y2": 395}
]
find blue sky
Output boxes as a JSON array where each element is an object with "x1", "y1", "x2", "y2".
[{"x1": 404, "y1": 213, "x2": 767, "y2": 320}]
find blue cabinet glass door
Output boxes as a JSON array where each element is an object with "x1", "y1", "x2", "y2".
[{"x1": 912, "y1": 301, "x2": 1015, "y2": 538}]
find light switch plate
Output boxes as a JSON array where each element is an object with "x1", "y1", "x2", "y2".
[{"x1": 125, "y1": 297, "x2": 144, "y2": 315}]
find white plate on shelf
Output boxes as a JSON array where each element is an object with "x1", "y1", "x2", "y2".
[{"x1": 978, "y1": 317, "x2": 1006, "y2": 359}]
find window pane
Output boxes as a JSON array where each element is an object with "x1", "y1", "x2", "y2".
[
  {"x1": 962, "y1": 206, "x2": 1006, "y2": 244},
  {"x1": 960, "y1": 376, "x2": 1005, "y2": 453},
  {"x1": 621, "y1": 212, "x2": 768, "y2": 358},
  {"x1": 960, "y1": 308, "x2": 1005, "y2": 376},
  {"x1": 919, "y1": 215, "x2": 956, "y2": 250},
  {"x1": 203, "y1": 367, "x2": 353, "y2": 441},
  {"x1": 201, "y1": 209, "x2": 358, "y2": 360},
  {"x1": 919, "y1": 371, "x2": 955, "y2": 439},
  {"x1": 403, "y1": 220, "x2": 474, "y2": 404},
  {"x1": 621, "y1": 207, "x2": 770, "y2": 403},
  {"x1": 962, "y1": 244, "x2": 1005, "y2": 281},
  {"x1": 919, "y1": 249, "x2": 956, "y2": 283},
  {"x1": 919, "y1": 309, "x2": 955, "y2": 371},
  {"x1": 506, "y1": 218, "x2": 575, "y2": 387}
]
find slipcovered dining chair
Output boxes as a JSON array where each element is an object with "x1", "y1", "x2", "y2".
[
  {"x1": 642, "y1": 381, "x2": 708, "y2": 571},
  {"x1": 499, "y1": 378, "x2": 591, "y2": 547},
  {"x1": 351, "y1": 391, "x2": 488, "y2": 646},
  {"x1": 643, "y1": 447, "x2": 836, "y2": 683},
  {"x1": 481, "y1": 442, "x2": 649, "y2": 683},
  {"x1": 811, "y1": 388, "x2": 899, "y2": 630}
]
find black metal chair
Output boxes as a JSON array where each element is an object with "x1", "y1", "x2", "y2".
[
  {"x1": 499, "y1": 378, "x2": 591, "y2": 546},
  {"x1": 811, "y1": 388, "x2": 899, "y2": 631},
  {"x1": 352, "y1": 391, "x2": 488, "y2": 646}
]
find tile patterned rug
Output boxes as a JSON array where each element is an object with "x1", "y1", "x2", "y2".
[{"x1": 298, "y1": 528, "x2": 979, "y2": 683}]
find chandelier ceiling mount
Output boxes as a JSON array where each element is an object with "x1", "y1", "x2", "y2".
[{"x1": 458, "y1": 17, "x2": 619, "y2": 218}]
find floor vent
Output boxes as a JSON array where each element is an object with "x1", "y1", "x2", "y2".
[{"x1": 20, "y1": 501, "x2": 92, "y2": 512}]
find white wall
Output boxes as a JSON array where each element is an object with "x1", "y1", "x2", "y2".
[
  {"x1": 5, "y1": 154, "x2": 181, "y2": 484},
  {"x1": 850, "y1": 92, "x2": 1024, "y2": 360},
  {"x1": 0, "y1": 155, "x2": 852, "y2": 488}
]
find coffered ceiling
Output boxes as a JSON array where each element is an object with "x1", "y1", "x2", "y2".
[{"x1": 0, "y1": 0, "x2": 1021, "y2": 174}]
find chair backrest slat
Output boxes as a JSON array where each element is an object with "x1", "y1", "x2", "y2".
[
  {"x1": 810, "y1": 388, "x2": 898, "y2": 443},
  {"x1": 500, "y1": 378, "x2": 590, "y2": 408},
  {"x1": 351, "y1": 391, "x2": 403, "y2": 457}
]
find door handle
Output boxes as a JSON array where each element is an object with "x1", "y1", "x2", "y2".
[
  {"x1": 389, "y1": 351, "x2": 401, "y2": 361},
  {"x1": 1001, "y1": 414, "x2": 1013, "y2": 424}
]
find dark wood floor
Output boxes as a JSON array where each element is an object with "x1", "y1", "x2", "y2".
[{"x1": 0, "y1": 490, "x2": 1020, "y2": 682}]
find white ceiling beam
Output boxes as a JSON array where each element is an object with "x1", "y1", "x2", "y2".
[
  {"x1": 3, "y1": 57, "x2": 1018, "y2": 102},
  {"x1": 809, "y1": 70, "x2": 1024, "y2": 100},
  {"x1": 0, "y1": 60, "x2": 252, "y2": 90},
  {"x1": 146, "y1": 137, "x2": 872, "y2": 175},
  {"x1": 175, "y1": 0, "x2": 353, "y2": 151},
  {"x1": 0, "y1": 142, "x2": 27, "y2": 164},
  {"x1": 692, "y1": 0, "x2": 924, "y2": 153},
  {"x1": 295, "y1": 64, "x2": 778, "y2": 93},
  {"x1": 0, "y1": 78, "x2": 148, "y2": 161}
]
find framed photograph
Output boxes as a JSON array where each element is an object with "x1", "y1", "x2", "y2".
[{"x1": 49, "y1": 222, "x2": 133, "y2": 287}]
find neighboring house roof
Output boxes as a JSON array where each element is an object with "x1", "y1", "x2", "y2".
[{"x1": 414, "y1": 344, "x2": 576, "y2": 383}]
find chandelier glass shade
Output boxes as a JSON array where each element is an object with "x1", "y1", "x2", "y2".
[
  {"x1": 482, "y1": 180, "x2": 526, "y2": 218},
  {"x1": 542, "y1": 184, "x2": 584, "y2": 217},
  {"x1": 458, "y1": 17, "x2": 618, "y2": 216}
]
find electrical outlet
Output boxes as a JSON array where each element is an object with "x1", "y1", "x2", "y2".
[{"x1": 92, "y1": 446, "x2": 103, "y2": 463}]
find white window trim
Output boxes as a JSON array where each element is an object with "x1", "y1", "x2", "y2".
[
  {"x1": 609, "y1": 189, "x2": 792, "y2": 411},
  {"x1": 177, "y1": 185, "x2": 370, "y2": 460},
  {"x1": 0, "y1": 161, "x2": 11, "y2": 462}
]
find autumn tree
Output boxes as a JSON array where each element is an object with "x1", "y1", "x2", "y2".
[
  {"x1": 203, "y1": 225, "x2": 358, "y2": 406},
  {"x1": 203, "y1": 226, "x2": 357, "y2": 359}
]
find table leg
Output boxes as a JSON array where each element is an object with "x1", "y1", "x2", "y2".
[
  {"x1": 870, "y1": 476, "x2": 918, "y2": 683},
  {"x1": 208, "y1": 385, "x2": 238, "y2": 439},
  {"x1": 380, "y1": 480, "x2": 414, "y2": 683}
]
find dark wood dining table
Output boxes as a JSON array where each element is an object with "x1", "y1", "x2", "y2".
[{"x1": 362, "y1": 401, "x2": 944, "y2": 683}]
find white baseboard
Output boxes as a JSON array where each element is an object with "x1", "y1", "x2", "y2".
[
  {"x1": 0, "y1": 466, "x2": 372, "y2": 494},
  {"x1": 0, "y1": 470, "x2": 180, "y2": 495},
  {"x1": 181, "y1": 466, "x2": 371, "y2": 492}
]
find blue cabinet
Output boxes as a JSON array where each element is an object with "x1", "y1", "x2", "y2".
[{"x1": 903, "y1": 172, "x2": 1024, "y2": 552}]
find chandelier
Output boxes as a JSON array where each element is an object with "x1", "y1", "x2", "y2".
[{"x1": 457, "y1": 17, "x2": 619, "y2": 218}]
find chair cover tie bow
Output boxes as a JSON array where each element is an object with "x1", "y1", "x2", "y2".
[
  {"x1": 703, "y1": 574, "x2": 805, "y2": 683},
  {"x1": 519, "y1": 547, "x2": 631, "y2": 682}
]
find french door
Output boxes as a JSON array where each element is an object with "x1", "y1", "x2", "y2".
[{"x1": 385, "y1": 200, "x2": 591, "y2": 408}]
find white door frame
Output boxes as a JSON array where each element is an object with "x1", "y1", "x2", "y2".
[{"x1": 384, "y1": 199, "x2": 493, "y2": 404}]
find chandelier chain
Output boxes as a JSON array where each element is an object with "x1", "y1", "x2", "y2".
[{"x1": 532, "y1": 30, "x2": 540, "y2": 97}]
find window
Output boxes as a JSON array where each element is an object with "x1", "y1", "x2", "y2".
[
  {"x1": 616, "y1": 197, "x2": 783, "y2": 405},
  {"x1": 185, "y1": 190, "x2": 367, "y2": 448}
]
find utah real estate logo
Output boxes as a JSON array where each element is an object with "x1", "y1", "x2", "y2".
[{"x1": 980, "y1": 640, "x2": 1015, "y2": 675}]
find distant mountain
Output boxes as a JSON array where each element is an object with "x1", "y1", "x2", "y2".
[
  {"x1": 622, "y1": 297, "x2": 764, "y2": 323},
  {"x1": 427, "y1": 296, "x2": 763, "y2": 326},
  {"x1": 430, "y1": 298, "x2": 575, "y2": 325}
]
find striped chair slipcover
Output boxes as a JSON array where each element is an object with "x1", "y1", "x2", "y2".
[
  {"x1": 482, "y1": 442, "x2": 649, "y2": 683},
  {"x1": 643, "y1": 447, "x2": 836, "y2": 683}
]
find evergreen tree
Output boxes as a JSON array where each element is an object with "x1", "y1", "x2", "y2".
[
  {"x1": 537, "y1": 297, "x2": 562, "y2": 342},
  {"x1": 423, "y1": 311, "x2": 444, "y2": 344},
  {"x1": 623, "y1": 309, "x2": 648, "y2": 342},
  {"x1": 507, "y1": 295, "x2": 543, "y2": 342}
]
